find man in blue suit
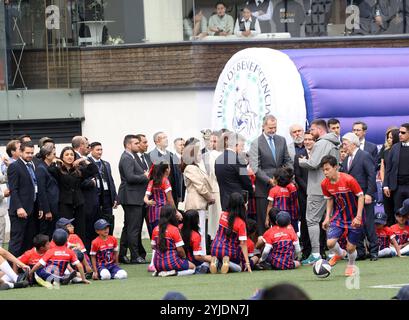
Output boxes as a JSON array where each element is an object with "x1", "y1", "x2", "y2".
[
  {"x1": 341, "y1": 132, "x2": 378, "y2": 261},
  {"x1": 352, "y1": 121, "x2": 379, "y2": 163},
  {"x1": 384, "y1": 123, "x2": 409, "y2": 212},
  {"x1": 7, "y1": 142, "x2": 39, "y2": 256}
]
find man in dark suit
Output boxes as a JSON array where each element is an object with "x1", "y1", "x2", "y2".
[
  {"x1": 352, "y1": 121, "x2": 379, "y2": 162},
  {"x1": 135, "y1": 134, "x2": 153, "y2": 238},
  {"x1": 87, "y1": 142, "x2": 118, "y2": 240},
  {"x1": 215, "y1": 132, "x2": 253, "y2": 211},
  {"x1": 118, "y1": 134, "x2": 149, "y2": 264},
  {"x1": 249, "y1": 115, "x2": 293, "y2": 234},
  {"x1": 7, "y1": 142, "x2": 39, "y2": 256},
  {"x1": 72, "y1": 136, "x2": 90, "y2": 160},
  {"x1": 384, "y1": 123, "x2": 409, "y2": 212},
  {"x1": 341, "y1": 132, "x2": 378, "y2": 261},
  {"x1": 149, "y1": 131, "x2": 181, "y2": 205}
]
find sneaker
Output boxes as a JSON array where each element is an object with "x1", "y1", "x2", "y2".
[
  {"x1": 61, "y1": 271, "x2": 77, "y2": 285},
  {"x1": 0, "y1": 283, "x2": 10, "y2": 290},
  {"x1": 345, "y1": 265, "x2": 357, "y2": 277},
  {"x1": 220, "y1": 256, "x2": 230, "y2": 274},
  {"x1": 329, "y1": 250, "x2": 346, "y2": 267},
  {"x1": 152, "y1": 271, "x2": 158, "y2": 277},
  {"x1": 85, "y1": 272, "x2": 93, "y2": 280},
  {"x1": 301, "y1": 254, "x2": 321, "y2": 266},
  {"x1": 13, "y1": 280, "x2": 29, "y2": 289},
  {"x1": 34, "y1": 273, "x2": 53, "y2": 289},
  {"x1": 158, "y1": 270, "x2": 177, "y2": 277},
  {"x1": 147, "y1": 265, "x2": 156, "y2": 273},
  {"x1": 210, "y1": 257, "x2": 218, "y2": 274},
  {"x1": 195, "y1": 264, "x2": 209, "y2": 274}
]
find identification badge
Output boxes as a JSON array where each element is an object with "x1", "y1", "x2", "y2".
[
  {"x1": 103, "y1": 180, "x2": 109, "y2": 190},
  {"x1": 35, "y1": 185, "x2": 38, "y2": 194},
  {"x1": 96, "y1": 179, "x2": 100, "y2": 189}
]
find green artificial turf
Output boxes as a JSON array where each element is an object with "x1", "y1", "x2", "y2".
[{"x1": 1, "y1": 240, "x2": 408, "y2": 300}]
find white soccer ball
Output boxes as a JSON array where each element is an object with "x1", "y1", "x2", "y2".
[{"x1": 313, "y1": 259, "x2": 332, "y2": 278}]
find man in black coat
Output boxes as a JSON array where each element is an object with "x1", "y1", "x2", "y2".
[
  {"x1": 384, "y1": 123, "x2": 409, "y2": 212},
  {"x1": 341, "y1": 132, "x2": 378, "y2": 261},
  {"x1": 83, "y1": 142, "x2": 118, "y2": 251},
  {"x1": 215, "y1": 132, "x2": 253, "y2": 211},
  {"x1": 8, "y1": 142, "x2": 39, "y2": 256},
  {"x1": 118, "y1": 134, "x2": 149, "y2": 264},
  {"x1": 352, "y1": 121, "x2": 379, "y2": 163}
]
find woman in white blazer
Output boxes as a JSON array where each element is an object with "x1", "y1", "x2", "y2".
[{"x1": 182, "y1": 138, "x2": 215, "y2": 253}]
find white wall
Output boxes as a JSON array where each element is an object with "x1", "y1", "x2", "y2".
[{"x1": 82, "y1": 89, "x2": 214, "y2": 237}]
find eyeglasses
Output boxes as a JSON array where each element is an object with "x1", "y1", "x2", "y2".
[{"x1": 399, "y1": 131, "x2": 408, "y2": 135}]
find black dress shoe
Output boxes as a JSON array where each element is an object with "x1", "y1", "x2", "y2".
[
  {"x1": 370, "y1": 254, "x2": 378, "y2": 261},
  {"x1": 131, "y1": 257, "x2": 146, "y2": 264},
  {"x1": 119, "y1": 256, "x2": 131, "y2": 264}
]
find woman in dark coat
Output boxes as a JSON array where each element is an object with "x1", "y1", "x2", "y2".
[
  {"x1": 49, "y1": 146, "x2": 98, "y2": 242},
  {"x1": 36, "y1": 144, "x2": 59, "y2": 238}
]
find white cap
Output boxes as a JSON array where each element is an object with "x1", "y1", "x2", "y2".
[{"x1": 342, "y1": 132, "x2": 360, "y2": 147}]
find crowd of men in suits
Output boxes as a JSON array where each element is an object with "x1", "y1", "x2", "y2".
[{"x1": 1, "y1": 116, "x2": 409, "y2": 265}]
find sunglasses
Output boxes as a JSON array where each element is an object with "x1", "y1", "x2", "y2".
[{"x1": 399, "y1": 131, "x2": 408, "y2": 135}]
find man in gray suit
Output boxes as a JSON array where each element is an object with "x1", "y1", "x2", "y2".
[
  {"x1": 249, "y1": 114, "x2": 293, "y2": 234},
  {"x1": 118, "y1": 134, "x2": 149, "y2": 264}
]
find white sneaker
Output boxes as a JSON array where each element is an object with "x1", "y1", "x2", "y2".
[{"x1": 158, "y1": 270, "x2": 177, "y2": 277}]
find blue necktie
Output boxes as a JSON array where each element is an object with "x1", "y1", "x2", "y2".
[
  {"x1": 268, "y1": 136, "x2": 276, "y2": 162},
  {"x1": 26, "y1": 162, "x2": 37, "y2": 200}
]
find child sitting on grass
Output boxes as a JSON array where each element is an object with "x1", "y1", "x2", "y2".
[
  {"x1": 90, "y1": 219, "x2": 127, "y2": 280},
  {"x1": 390, "y1": 210, "x2": 409, "y2": 256},
  {"x1": 257, "y1": 211, "x2": 301, "y2": 270},
  {"x1": 374, "y1": 211, "x2": 401, "y2": 258},
  {"x1": 55, "y1": 217, "x2": 93, "y2": 277},
  {"x1": 179, "y1": 210, "x2": 212, "y2": 274},
  {"x1": 29, "y1": 229, "x2": 90, "y2": 287}
]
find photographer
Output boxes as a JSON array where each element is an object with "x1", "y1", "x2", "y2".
[{"x1": 48, "y1": 147, "x2": 98, "y2": 242}]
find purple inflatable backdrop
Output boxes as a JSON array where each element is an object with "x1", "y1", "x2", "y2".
[{"x1": 282, "y1": 48, "x2": 409, "y2": 144}]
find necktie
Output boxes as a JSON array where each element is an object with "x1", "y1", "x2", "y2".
[
  {"x1": 95, "y1": 161, "x2": 102, "y2": 170},
  {"x1": 268, "y1": 136, "x2": 276, "y2": 162},
  {"x1": 348, "y1": 156, "x2": 353, "y2": 171},
  {"x1": 26, "y1": 162, "x2": 37, "y2": 200},
  {"x1": 140, "y1": 154, "x2": 148, "y2": 170}
]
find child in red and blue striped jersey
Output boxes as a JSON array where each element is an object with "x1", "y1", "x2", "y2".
[
  {"x1": 257, "y1": 211, "x2": 301, "y2": 270},
  {"x1": 29, "y1": 229, "x2": 89, "y2": 286},
  {"x1": 374, "y1": 211, "x2": 401, "y2": 258},
  {"x1": 266, "y1": 168, "x2": 299, "y2": 232},
  {"x1": 145, "y1": 162, "x2": 180, "y2": 273},
  {"x1": 151, "y1": 205, "x2": 195, "y2": 277},
  {"x1": 210, "y1": 193, "x2": 252, "y2": 274},
  {"x1": 179, "y1": 210, "x2": 212, "y2": 274},
  {"x1": 90, "y1": 219, "x2": 127, "y2": 280}
]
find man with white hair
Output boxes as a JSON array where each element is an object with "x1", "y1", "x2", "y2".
[
  {"x1": 340, "y1": 132, "x2": 378, "y2": 261},
  {"x1": 288, "y1": 124, "x2": 305, "y2": 161}
]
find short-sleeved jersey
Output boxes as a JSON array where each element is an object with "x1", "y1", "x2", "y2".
[
  {"x1": 211, "y1": 211, "x2": 247, "y2": 263},
  {"x1": 390, "y1": 224, "x2": 409, "y2": 245},
  {"x1": 90, "y1": 236, "x2": 118, "y2": 269},
  {"x1": 49, "y1": 240, "x2": 66, "y2": 249},
  {"x1": 267, "y1": 183, "x2": 299, "y2": 221},
  {"x1": 321, "y1": 172, "x2": 364, "y2": 229},
  {"x1": 68, "y1": 234, "x2": 86, "y2": 253},
  {"x1": 146, "y1": 177, "x2": 172, "y2": 224},
  {"x1": 39, "y1": 246, "x2": 79, "y2": 277},
  {"x1": 376, "y1": 226, "x2": 396, "y2": 250},
  {"x1": 152, "y1": 224, "x2": 187, "y2": 271},
  {"x1": 262, "y1": 225, "x2": 298, "y2": 270},
  {"x1": 178, "y1": 224, "x2": 203, "y2": 266},
  {"x1": 19, "y1": 248, "x2": 44, "y2": 267}
]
